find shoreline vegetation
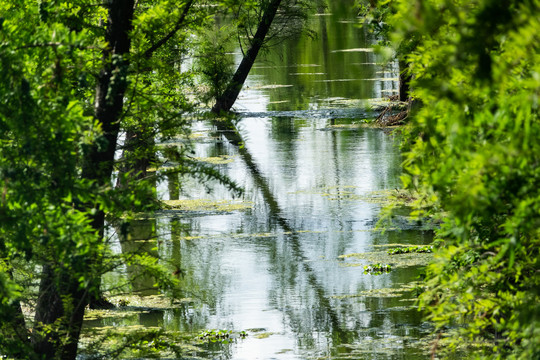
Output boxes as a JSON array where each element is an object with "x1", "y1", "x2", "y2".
[
  {"x1": 0, "y1": 0, "x2": 537, "y2": 359},
  {"x1": 358, "y1": 0, "x2": 540, "y2": 358}
]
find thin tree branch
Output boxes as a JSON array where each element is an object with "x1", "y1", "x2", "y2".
[{"x1": 142, "y1": 0, "x2": 194, "y2": 59}]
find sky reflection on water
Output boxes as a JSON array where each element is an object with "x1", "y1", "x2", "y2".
[{"x1": 99, "y1": 2, "x2": 432, "y2": 359}]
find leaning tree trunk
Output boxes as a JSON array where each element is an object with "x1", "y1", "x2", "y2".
[
  {"x1": 31, "y1": 1, "x2": 135, "y2": 359},
  {"x1": 212, "y1": 0, "x2": 283, "y2": 113}
]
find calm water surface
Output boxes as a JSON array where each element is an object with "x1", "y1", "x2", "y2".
[{"x1": 97, "y1": 2, "x2": 433, "y2": 359}]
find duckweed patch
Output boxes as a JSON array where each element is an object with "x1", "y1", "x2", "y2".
[
  {"x1": 84, "y1": 309, "x2": 141, "y2": 322},
  {"x1": 163, "y1": 199, "x2": 253, "y2": 213},
  {"x1": 369, "y1": 243, "x2": 430, "y2": 249},
  {"x1": 290, "y1": 187, "x2": 417, "y2": 207},
  {"x1": 79, "y1": 327, "x2": 205, "y2": 359},
  {"x1": 332, "y1": 282, "x2": 423, "y2": 300},
  {"x1": 325, "y1": 98, "x2": 370, "y2": 108},
  {"x1": 276, "y1": 349, "x2": 294, "y2": 354},
  {"x1": 84, "y1": 295, "x2": 193, "y2": 322},
  {"x1": 333, "y1": 288, "x2": 400, "y2": 299},
  {"x1": 245, "y1": 328, "x2": 268, "y2": 333},
  {"x1": 157, "y1": 131, "x2": 218, "y2": 144},
  {"x1": 194, "y1": 155, "x2": 235, "y2": 165},
  {"x1": 290, "y1": 186, "x2": 365, "y2": 201},
  {"x1": 175, "y1": 230, "x2": 412, "y2": 243},
  {"x1": 114, "y1": 294, "x2": 192, "y2": 309},
  {"x1": 81, "y1": 297, "x2": 227, "y2": 359},
  {"x1": 339, "y1": 248, "x2": 433, "y2": 269},
  {"x1": 320, "y1": 123, "x2": 365, "y2": 130}
]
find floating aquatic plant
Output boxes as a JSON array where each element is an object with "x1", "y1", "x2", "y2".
[
  {"x1": 198, "y1": 329, "x2": 232, "y2": 343},
  {"x1": 197, "y1": 329, "x2": 247, "y2": 344},
  {"x1": 363, "y1": 263, "x2": 392, "y2": 275},
  {"x1": 387, "y1": 245, "x2": 433, "y2": 255},
  {"x1": 339, "y1": 246, "x2": 433, "y2": 269}
]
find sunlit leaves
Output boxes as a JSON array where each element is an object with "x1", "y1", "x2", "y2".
[
  {"x1": 194, "y1": 25, "x2": 235, "y2": 103},
  {"x1": 385, "y1": 0, "x2": 540, "y2": 358}
]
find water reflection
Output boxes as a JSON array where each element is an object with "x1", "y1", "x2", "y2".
[
  {"x1": 120, "y1": 219, "x2": 159, "y2": 296},
  {"x1": 151, "y1": 116, "x2": 431, "y2": 359},
  {"x1": 238, "y1": 0, "x2": 398, "y2": 112},
  {"x1": 98, "y1": 2, "x2": 431, "y2": 359}
]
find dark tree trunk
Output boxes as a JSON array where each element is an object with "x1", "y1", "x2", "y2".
[
  {"x1": 84, "y1": 0, "x2": 135, "y2": 310},
  {"x1": 1, "y1": 267, "x2": 32, "y2": 358},
  {"x1": 399, "y1": 57, "x2": 411, "y2": 102},
  {"x1": 31, "y1": 1, "x2": 135, "y2": 359},
  {"x1": 83, "y1": 0, "x2": 134, "y2": 186},
  {"x1": 212, "y1": 0, "x2": 283, "y2": 113},
  {"x1": 32, "y1": 266, "x2": 88, "y2": 359},
  {"x1": 32, "y1": 266, "x2": 65, "y2": 358}
]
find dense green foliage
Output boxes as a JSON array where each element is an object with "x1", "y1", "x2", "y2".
[
  {"x1": 0, "y1": 1, "x2": 241, "y2": 358},
  {"x1": 0, "y1": 2, "x2": 105, "y2": 356},
  {"x1": 385, "y1": 0, "x2": 540, "y2": 358},
  {"x1": 195, "y1": 26, "x2": 235, "y2": 104}
]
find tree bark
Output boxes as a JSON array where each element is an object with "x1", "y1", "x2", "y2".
[
  {"x1": 31, "y1": 1, "x2": 135, "y2": 358},
  {"x1": 212, "y1": 0, "x2": 283, "y2": 113},
  {"x1": 1, "y1": 268, "x2": 32, "y2": 358},
  {"x1": 85, "y1": 0, "x2": 136, "y2": 310},
  {"x1": 399, "y1": 57, "x2": 411, "y2": 102},
  {"x1": 32, "y1": 265, "x2": 88, "y2": 359}
]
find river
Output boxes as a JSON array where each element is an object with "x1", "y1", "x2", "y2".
[{"x1": 88, "y1": 2, "x2": 434, "y2": 359}]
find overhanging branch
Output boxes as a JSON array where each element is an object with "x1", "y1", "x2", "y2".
[{"x1": 142, "y1": 0, "x2": 194, "y2": 59}]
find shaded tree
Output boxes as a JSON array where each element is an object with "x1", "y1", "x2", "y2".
[
  {"x1": 211, "y1": 0, "x2": 283, "y2": 113},
  {"x1": 0, "y1": 0, "x2": 240, "y2": 358}
]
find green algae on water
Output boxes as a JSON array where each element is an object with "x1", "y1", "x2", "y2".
[
  {"x1": 193, "y1": 155, "x2": 235, "y2": 164},
  {"x1": 79, "y1": 327, "x2": 205, "y2": 360},
  {"x1": 163, "y1": 199, "x2": 253, "y2": 212},
  {"x1": 339, "y1": 249, "x2": 433, "y2": 269},
  {"x1": 332, "y1": 281, "x2": 423, "y2": 299}
]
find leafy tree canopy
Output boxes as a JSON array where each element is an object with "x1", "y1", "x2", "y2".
[{"x1": 0, "y1": 1, "x2": 240, "y2": 358}]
